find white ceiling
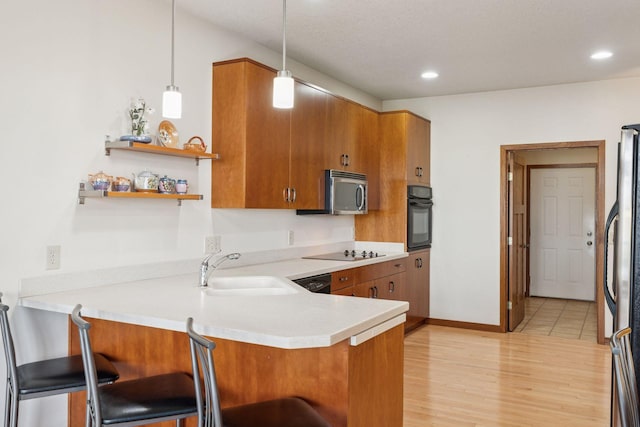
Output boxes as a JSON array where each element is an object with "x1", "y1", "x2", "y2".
[{"x1": 178, "y1": 0, "x2": 640, "y2": 100}]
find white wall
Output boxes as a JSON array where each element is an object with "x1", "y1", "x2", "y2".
[
  {"x1": 384, "y1": 78, "x2": 640, "y2": 325},
  {"x1": 0, "y1": 1, "x2": 380, "y2": 425}
]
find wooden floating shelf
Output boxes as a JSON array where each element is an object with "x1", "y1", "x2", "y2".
[
  {"x1": 105, "y1": 141, "x2": 220, "y2": 165},
  {"x1": 78, "y1": 183, "x2": 203, "y2": 206}
]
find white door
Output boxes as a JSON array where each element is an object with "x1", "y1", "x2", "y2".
[{"x1": 530, "y1": 167, "x2": 596, "y2": 300}]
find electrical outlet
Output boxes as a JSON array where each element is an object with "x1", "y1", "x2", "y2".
[
  {"x1": 46, "y1": 245, "x2": 61, "y2": 270},
  {"x1": 205, "y1": 236, "x2": 221, "y2": 254},
  {"x1": 287, "y1": 230, "x2": 294, "y2": 246}
]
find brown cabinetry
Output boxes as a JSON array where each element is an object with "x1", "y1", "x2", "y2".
[
  {"x1": 211, "y1": 59, "x2": 325, "y2": 209},
  {"x1": 332, "y1": 259, "x2": 407, "y2": 302},
  {"x1": 406, "y1": 249, "x2": 430, "y2": 330},
  {"x1": 405, "y1": 113, "x2": 431, "y2": 185},
  {"x1": 212, "y1": 58, "x2": 380, "y2": 210}
]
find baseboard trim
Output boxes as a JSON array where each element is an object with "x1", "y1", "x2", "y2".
[{"x1": 426, "y1": 318, "x2": 503, "y2": 333}]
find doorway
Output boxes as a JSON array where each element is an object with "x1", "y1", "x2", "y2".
[{"x1": 499, "y1": 141, "x2": 606, "y2": 344}]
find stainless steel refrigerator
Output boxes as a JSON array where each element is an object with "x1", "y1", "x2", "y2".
[{"x1": 605, "y1": 123, "x2": 640, "y2": 425}]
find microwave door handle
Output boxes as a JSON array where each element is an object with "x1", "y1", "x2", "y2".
[
  {"x1": 604, "y1": 200, "x2": 619, "y2": 316},
  {"x1": 356, "y1": 185, "x2": 365, "y2": 211}
]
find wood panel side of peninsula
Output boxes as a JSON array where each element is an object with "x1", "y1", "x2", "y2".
[{"x1": 68, "y1": 318, "x2": 404, "y2": 427}]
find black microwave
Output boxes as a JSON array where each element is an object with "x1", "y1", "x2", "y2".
[{"x1": 297, "y1": 170, "x2": 368, "y2": 215}]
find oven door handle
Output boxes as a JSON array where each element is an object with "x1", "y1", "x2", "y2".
[{"x1": 409, "y1": 200, "x2": 433, "y2": 208}]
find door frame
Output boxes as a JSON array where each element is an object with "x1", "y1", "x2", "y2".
[{"x1": 499, "y1": 140, "x2": 605, "y2": 343}]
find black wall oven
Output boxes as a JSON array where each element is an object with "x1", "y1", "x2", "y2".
[{"x1": 407, "y1": 185, "x2": 433, "y2": 250}]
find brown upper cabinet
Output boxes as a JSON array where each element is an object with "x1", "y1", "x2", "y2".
[
  {"x1": 212, "y1": 59, "x2": 329, "y2": 209},
  {"x1": 380, "y1": 111, "x2": 431, "y2": 186},
  {"x1": 211, "y1": 58, "x2": 380, "y2": 210}
]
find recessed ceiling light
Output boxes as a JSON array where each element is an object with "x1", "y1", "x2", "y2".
[
  {"x1": 590, "y1": 51, "x2": 613, "y2": 60},
  {"x1": 421, "y1": 71, "x2": 439, "y2": 79}
]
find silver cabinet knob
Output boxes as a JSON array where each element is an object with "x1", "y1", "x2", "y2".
[
  {"x1": 587, "y1": 241, "x2": 593, "y2": 246},
  {"x1": 587, "y1": 231, "x2": 593, "y2": 237}
]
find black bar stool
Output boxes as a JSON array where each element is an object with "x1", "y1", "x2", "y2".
[
  {"x1": 0, "y1": 298, "x2": 119, "y2": 427},
  {"x1": 186, "y1": 317, "x2": 331, "y2": 427},
  {"x1": 71, "y1": 304, "x2": 198, "y2": 426}
]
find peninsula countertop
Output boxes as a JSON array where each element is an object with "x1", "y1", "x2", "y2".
[{"x1": 19, "y1": 253, "x2": 409, "y2": 350}]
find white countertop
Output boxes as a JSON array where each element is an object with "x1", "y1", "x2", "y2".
[{"x1": 20, "y1": 253, "x2": 409, "y2": 350}]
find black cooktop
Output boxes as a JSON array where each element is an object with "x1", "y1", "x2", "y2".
[{"x1": 303, "y1": 250, "x2": 385, "y2": 262}]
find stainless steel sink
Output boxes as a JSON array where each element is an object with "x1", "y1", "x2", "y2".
[{"x1": 202, "y1": 276, "x2": 299, "y2": 296}]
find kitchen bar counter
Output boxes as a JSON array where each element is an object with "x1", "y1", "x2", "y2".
[
  {"x1": 21, "y1": 272, "x2": 407, "y2": 349},
  {"x1": 20, "y1": 251, "x2": 409, "y2": 349},
  {"x1": 20, "y1": 251, "x2": 408, "y2": 427}
]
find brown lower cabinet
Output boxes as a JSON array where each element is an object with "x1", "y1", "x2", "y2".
[
  {"x1": 68, "y1": 317, "x2": 404, "y2": 427},
  {"x1": 406, "y1": 249, "x2": 430, "y2": 331},
  {"x1": 332, "y1": 256, "x2": 427, "y2": 332}
]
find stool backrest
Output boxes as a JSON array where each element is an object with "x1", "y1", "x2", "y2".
[
  {"x1": 0, "y1": 299, "x2": 19, "y2": 399},
  {"x1": 186, "y1": 317, "x2": 223, "y2": 427},
  {"x1": 71, "y1": 304, "x2": 103, "y2": 426},
  {"x1": 611, "y1": 327, "x2": 640, "y2": 427}
]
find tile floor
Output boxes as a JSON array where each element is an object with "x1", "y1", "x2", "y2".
[{"x1": 513, "y1": 296, "x2": 597, "y2": 342}]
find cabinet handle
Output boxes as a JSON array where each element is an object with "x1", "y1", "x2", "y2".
[
  {"x1": 339, "y1": 276, "x2": 349, "y2": 282},
  {"x1": 415, "y1": 167, "x2": 420, "y2": 177},
  {"x1": 419, "y1": 258, "x2": 423, "y2": 268},
  {"x1": 389, "y1": 281, "x2": 395, "y2": 293},
  {"x1": 373, "y1": 286, "x2": 378, "y2": 299},
  {"x1": 345, "y1": 154, "x2": 350, "y2": 166},
  {"x1": 340, "y1": 154, "x2": 347, "y2": 167},
  {"x1": 394, "y1": 263, "x2": 402, "y2": 268},
  {"x1": 368, "y1": 287, "x2": 375, "y2": 298},
  {"x1": 291, "y1": 188, "x2": 297, "y2": 203},
  {"x1": 283, "y1": 188, "x2": 289, "y2": 202},
  {"x1": 415, "y1": 258, "x2": 420, "y2": 268}
]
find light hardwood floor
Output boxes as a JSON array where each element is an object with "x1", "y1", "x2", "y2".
[{"x1": 404, "y1": 325, "x2": 611, "y2": 426}]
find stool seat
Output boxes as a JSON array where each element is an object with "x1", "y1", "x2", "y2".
[
  {"x1": 222, "y1": 397, "x2": 330, "y2": 427},
  {"x1": 18, "y1": 353, "x2": 119, "y2": 397},
  {"x1": 99, "y1": 373, "x2": 197, "y2": 425}
]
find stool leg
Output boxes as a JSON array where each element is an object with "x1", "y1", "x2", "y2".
[
  {"x1": 8, "y1": 395, "x2": 17, "y2": 427},
  {"x1": 3, "y1": 382, "x2": 10, "y2": 427}
]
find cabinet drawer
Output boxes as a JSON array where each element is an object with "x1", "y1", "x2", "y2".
[
  {"x1": 332, "y1": 268, "x2": 360, "y2": 291},
  {"x1": 360, "y1": 259, "x2": 407, "y2": 283}
]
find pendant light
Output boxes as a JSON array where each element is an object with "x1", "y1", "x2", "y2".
[
  {"x1": 162, "y1": 0, "x2": 182, "y2": 119},
  {"x1": 273, "y1": 0, "x2": 294, "y2": 109}
]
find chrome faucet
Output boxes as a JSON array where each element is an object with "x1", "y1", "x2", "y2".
[{"x1": 199, "y1": 252, "x2": 241, "y2": 287}]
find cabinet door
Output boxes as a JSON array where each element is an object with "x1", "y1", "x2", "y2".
[
  {"x1": 353, "y1": 280, "x2": 376, "y2": 298},
  {"x1": 376, "y1": 272, "x2": 407, "y2": 302},
  {"x1": 212, "y1": 59, "x2": 290, "y2": 208},
  {"x1": 289, "y1": 81, "x2": 327, "y2": 209},
  {"x1": 407, "y1": 249, "x2": 430, "y2": 317},
  {"x1": 355, "y1": 107, "x2": 380, "y2": 210},
  {"x1": 406, "y1": 114, "x2": 430, "y2": 185},
  {"x1": 244, "y1": 64, "x2": 291, "y2": 208},
  {"x1": 325, "y1": 96, "x2": 358, "y2": 171}
]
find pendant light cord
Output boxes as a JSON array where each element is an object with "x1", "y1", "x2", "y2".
[
  {"x1": 170, "y1": 0, "x2": 176, "y2": 87},
  {"x1": 281, "y1": 0, "x2": 287, "y2": 71}
]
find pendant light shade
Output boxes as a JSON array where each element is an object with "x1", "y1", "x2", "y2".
[
  {"x1": 273, "y1": 70, "x2": 294, "y2": 109},
  {"x1": 162, "y1": 86, "x2": 182, "y2": 119},
  {"x1": 163, "y1": 0, "x2": 182, "y2": 119},
  {"x1": 273, "y1": 0, "x2": 294, "y2": 109}
]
